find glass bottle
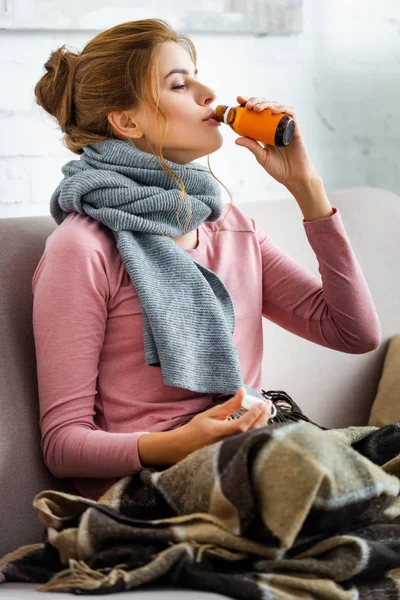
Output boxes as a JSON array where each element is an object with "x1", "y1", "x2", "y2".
[{"x1": 213, "y1": 104, "x2": 296, "y2": 147}]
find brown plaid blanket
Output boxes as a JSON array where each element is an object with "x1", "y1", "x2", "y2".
[{"x1": 1, "y1": 420, "x2": 400, "y2": 598}]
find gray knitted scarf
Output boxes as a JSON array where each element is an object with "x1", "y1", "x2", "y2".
[{"x1": 49, "y1": 138, "x2": 263, "y2": 401}]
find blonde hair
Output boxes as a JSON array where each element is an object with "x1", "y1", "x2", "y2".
[{"x1": 34, "y1": 18, "x2": 233, "y2": 237}]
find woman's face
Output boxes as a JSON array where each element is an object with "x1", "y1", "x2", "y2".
[{"x1": 109, "y1": 40, "x2": 223, "y2": 164}]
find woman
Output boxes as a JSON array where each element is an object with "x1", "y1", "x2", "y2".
[{"x1": 32, "y1": 18, "x2": 381, "y2": 502}]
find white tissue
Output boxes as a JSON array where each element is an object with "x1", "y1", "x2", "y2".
[
  {"x1": 241, "y1": 394, "x2": 266, "y2": 411},
  {"x1": 241, "y1": 394, "x2": 277, "y2": 419}
]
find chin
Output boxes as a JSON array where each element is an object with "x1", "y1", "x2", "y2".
[
  {"x1": 183, "y1": 135, "x2": 224, "y2": 163},
  {"x1": 206, "y1": 133, "x2": 224, "y2": 155}
]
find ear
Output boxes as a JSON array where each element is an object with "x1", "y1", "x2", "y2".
[{"x1": 107, "y1": 109, "x2": 144, "y2": 139}]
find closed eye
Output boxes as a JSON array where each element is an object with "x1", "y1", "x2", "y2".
[{"x1": 172, "y1": 85, "x2": 187, "y2": 90}]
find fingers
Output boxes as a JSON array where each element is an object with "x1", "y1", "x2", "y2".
[
  {"x1": 208, "y1": 386, "x2": 246, "y2": 421},
  {"x1": 236, "y1": 95, "x2": 295, "y2": 117},
  {"x1": 237, "y1": 95, "x2": 250, "y2": 106},
  {"x1": 212, "y1": 387, "x2": 273, "y2": 433},
  {"x1": 251, "y1": 402, "x2": 272, "y2": 429},
  {"x1": 236, "y1": 386, "x2": 246, "y2": 399},
  {"x1": 230, "y1": 400, "x2": 271, "y2": 433},
  {"x1": 240, "y1": 403, "x2": 265, "y2": 431}
]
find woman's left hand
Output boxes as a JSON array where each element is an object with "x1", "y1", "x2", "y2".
[{"x1": 235, "y1": 95, "x2": 320, "y2": 188}]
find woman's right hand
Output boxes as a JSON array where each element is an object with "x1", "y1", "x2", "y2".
[{"x1": 176, "y1": 387, "x2": 273, "y2": 461}]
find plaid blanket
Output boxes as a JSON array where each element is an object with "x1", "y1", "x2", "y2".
[{"x1": 1, "y1": 420, "x2": 400, "y2": 598}]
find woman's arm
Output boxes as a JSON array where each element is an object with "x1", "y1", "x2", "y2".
[
  {"x1": 138, "y1": 429, "x2": 186, "y2": 467},
  {"x1": 234, "y1": 98, "x2": 381, "y2": 352},
  {"x1": 256, "y1": 201, "x2": 381, "y2": 353},
  {"x1": 32, "y1": 229, "x2": 153, "y2": 479}
]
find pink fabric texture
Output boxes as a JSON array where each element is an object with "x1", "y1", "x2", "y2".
[{"x1": 32, "y1": 204, "x2": 381, "y2": 500}]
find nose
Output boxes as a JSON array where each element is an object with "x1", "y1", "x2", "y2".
[
  {"x1": 199, "y1": 84, "x2": 217, "y2": 107},
  {"x1": 205, "y1": 89, "x2": 217, "y2": 105}
]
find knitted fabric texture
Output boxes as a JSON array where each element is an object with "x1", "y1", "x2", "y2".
[{"x1": 49, "y1": 138, "x2": 263, "y2": 400}]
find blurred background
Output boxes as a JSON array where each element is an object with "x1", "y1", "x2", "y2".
[{"x1": 0, "y1": 0, "x2": 399, "y2": 217}]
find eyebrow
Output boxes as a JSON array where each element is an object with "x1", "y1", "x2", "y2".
[{"x1": 164, "y1": 68, "x2": 198, "y2": 79}]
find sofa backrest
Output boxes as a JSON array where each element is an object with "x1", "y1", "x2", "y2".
[
  {"x1": 0, "y1": 185, "x2": 399, "y2": 558},
  {"x1": 0, "y1": 215, "x2": 77, "y2": 559}
]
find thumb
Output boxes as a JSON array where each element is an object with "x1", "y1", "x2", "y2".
[
  {"x1": 211, "y1": 386, "x2": 246, "y2": 420},
  {"x1": 235, "y1": 137, "x2": 267, "y2": 163}
]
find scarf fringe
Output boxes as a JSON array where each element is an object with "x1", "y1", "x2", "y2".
[
  {"x1": 261, "y1": 389, "x2": 329, "y2": 430},
  {"x1": 37, "y1": 545, "x2": 250, "y2": 592},
  {"x1": 37, "y1": 559, "x2": 127, "y2": 593}
]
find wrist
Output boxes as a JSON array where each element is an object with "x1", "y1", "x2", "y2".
[
  {"x1": 285, "y1": 174, "x2": 323, "y2": 195},
  {"x1": 285, "y1": 177, "x2": 334, "y2": 222},
  {"x1": 168, "y1": 424, "x2": 190, "y2": 463},
  {"x1": 138, "y1": 429, "x2": 186, "y2": 467}
]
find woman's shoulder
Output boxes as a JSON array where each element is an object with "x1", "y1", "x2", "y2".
[{"x1": 45, "y1": 212, "x2": 115, "y2": 255}]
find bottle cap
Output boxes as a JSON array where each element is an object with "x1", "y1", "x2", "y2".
[
  {"x1": 275, "y1": 116, "x2": 296, "y2": 146},
  {"x1": 214, "y1": 105, "x2": 231, "y2": 124}
]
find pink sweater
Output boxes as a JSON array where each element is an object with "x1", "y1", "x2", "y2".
[{"x1": 32, "y1": 203, "x2": 381, "y2": 501}]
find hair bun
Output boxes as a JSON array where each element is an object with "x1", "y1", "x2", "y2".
[{"x1": 35, "y1": 44, "x2": 79, "y2": 127}]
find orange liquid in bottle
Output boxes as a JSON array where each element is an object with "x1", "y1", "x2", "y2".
[{"x1": 214, "y1": 104, "x2": 296, "y2": 147}]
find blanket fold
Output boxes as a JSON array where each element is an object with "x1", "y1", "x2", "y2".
[{"x1": 1, "y1": 421, "x2": 400, "y2": 599}]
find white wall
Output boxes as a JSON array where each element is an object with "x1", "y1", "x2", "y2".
[{"x1": 0, "y1": 0, "x2": 399, "y2": 218}]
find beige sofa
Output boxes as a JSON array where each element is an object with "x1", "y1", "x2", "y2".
[{"x1": 1, "y1": 185, "x2": 399, "y2": 598}]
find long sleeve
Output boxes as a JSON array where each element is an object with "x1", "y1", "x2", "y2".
[
  {"x1": 256, "y1": 207, "x2": 381, "y2": 353},
  {"x1": 32, "y1": 232, "x2": 150, "y2": 480}
]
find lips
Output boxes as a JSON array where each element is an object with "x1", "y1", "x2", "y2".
[{"x1": 203, "y1": 110, "x2": 215, "y2": 121}]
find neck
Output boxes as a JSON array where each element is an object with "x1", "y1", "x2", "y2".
[{"x1": 171, "y1": 228, "x2": 199, "y2": 250}]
